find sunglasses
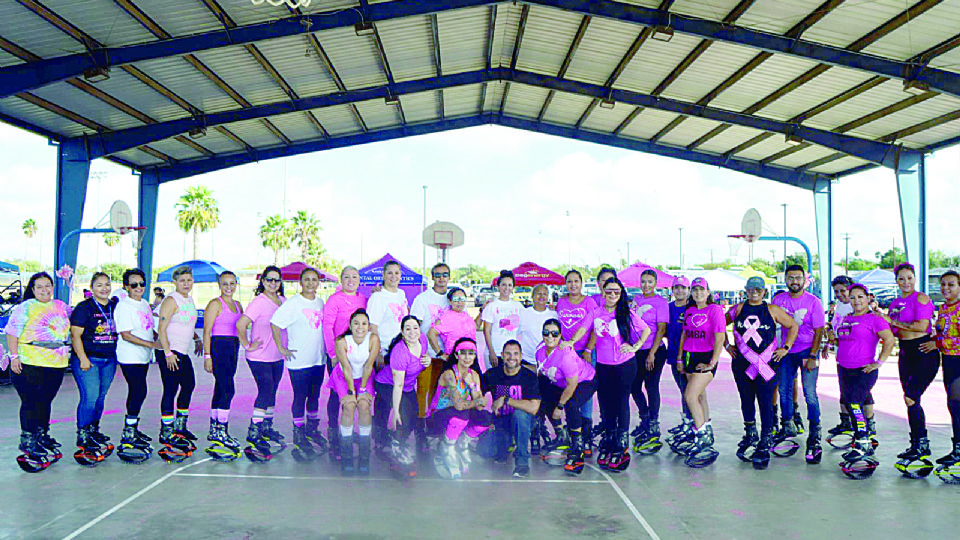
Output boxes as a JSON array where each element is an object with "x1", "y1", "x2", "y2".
[
  {"x1": 128, "y1": 282, "x2": 145, "y2": 289},
  {"x1": 433, "y1": 272, "x2": 450, "y2": 278},
  {"x1": 542, "y1": 330, "x2": 561, "y2": 338},
  {"x1": 451, "y1": 297, "x2": 467, "y2": 303},
  {"x1": 263, "y1": 278, "x2": 281, "y2": 283},
  {"x1": 604, "y1": 289, "x2": 622, "y2": 295}
]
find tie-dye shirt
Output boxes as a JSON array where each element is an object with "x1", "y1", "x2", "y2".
[
  {"x1": 4, "y1": 299, "x2": 71, "y2": 368},
  {"x1": 270, "y1": 294, "x2": 324, "y2": 370},
  {"x1": 481, "y1": 298, "x2": 523, "y2": 358},
  {"x1": 936, "y1": 301, "x2": 960, "y2": 356}
]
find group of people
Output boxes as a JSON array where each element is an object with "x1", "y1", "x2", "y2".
[{"x1": 4, "y1": 259, "x2": 960, "y2": 483}]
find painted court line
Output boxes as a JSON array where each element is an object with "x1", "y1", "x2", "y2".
[
  {"x1": 176, "y1": 472, "x2": 607, "y2": 484},
  {"x1": 587, "y1": 464, "x2": 661, "y2": 540},
  {"x1": 61, "y1": 458, "x2": 213, "y2": 540}
]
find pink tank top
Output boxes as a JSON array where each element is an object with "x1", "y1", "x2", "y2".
[
  {"x1": 166, "y1": 292, "x2": 197, "y2": 355},
  {"x1": 211, "y1": 297, "x2": 241, "y2": 337}
]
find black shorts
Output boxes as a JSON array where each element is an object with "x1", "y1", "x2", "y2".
[
  {"x1": 838, "y1": 365, "x2": 878, "y2": 406},
  {"x1": 683, "y1": 351, "x2": 717, "y2": 376}
]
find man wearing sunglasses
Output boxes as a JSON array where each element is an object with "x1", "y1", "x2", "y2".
[{"x1": 411, "y1": 263, "x2": 452, "y2": 455}]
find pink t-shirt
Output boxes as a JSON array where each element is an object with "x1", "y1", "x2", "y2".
[
  {"x1": 430, "y1": 309, "x2": 476, "y2": 355},
  {"x1": 245, "y1": 294, "x2": 285, "y2": 362},
  {"x1": 888, "y1": 291, "x2": 934, "y2": 338},
  {"x1": 322, "y1": 291, "x2": 367, "y2": 359},
  {"x1": 682, "y1": 304, "x2": 726, "y2": 353},
  {"x1": 536, "y1": 346, "x2": 595, "y2": 388},
  {"x1": 633, "y1": 294, "x2": 669, "y2": 350},
  {"x1": 591, "y1": 307, "x2": 650, "y2": 366},
  {"x1": 836, "y1": 312, "x2": 890, "y2": 369},
  {"x1": 771, "y1": 292, "x2": 825, "y2": 352},
  {"x1": 556, "y1": 295, "x2": 597, "y2": 351},
  {"x1": 375, "y1": 334, "x2": 428, "y2": 391}
]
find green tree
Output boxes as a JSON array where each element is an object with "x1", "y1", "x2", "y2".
[
  {"x1": 784, "y1": 252, "x2": 819, "y2": 271},
  {"x1": 879, "y1": 247, "x2": 906, "y2": 269},
  {"x1": 259, "y1": 214, "x2": 293, "y2": 264},
  {"x1": 847, "y1": 258, "x2": 877, "y2": 271},
  {"x1": 22, "y1": 218, "x2": 38, "y2": 264},
  {"x1": 100, "y1": 262, "x2": 126, "y2": 282},
  {"x1": 454, "y1": 264, "x2": 496, "y2": 285},
  {"x1": 747, "y1": 259, "x2": 778, "y2": 277},
  {"x1": 702, "y1": 260, "x2": 735, "y2": 270},
  {"x1": 929, "y1": 250, "x2": 960, "y2": 269},
  {"x1": 175, "y1": 185, "x2": 220, "y2": 260},
  {"x1": 291, "y1": 210, "x2": 322, "y2": 262}
]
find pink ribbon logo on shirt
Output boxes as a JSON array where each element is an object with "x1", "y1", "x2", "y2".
[
  {"x1": 594, "y1": 318, "x2": 619, "y2": 337},
  {"x1": 428, "y1": 304, "x2": 445, "y2": 321},
  {"x1": 302, "y1": 309, "x2": 323, "y2": 330},
  {"x1": 137, "y1": 311, "x2": 153, "y2": 330},
  {"x1": 736, "y1": 315, "x2": 776, "y2": 380},
  {"x1": 389, "y1": 303, "x2": 408, "y2": 322},
  {"x1": 742, "y1": 315, "x2": 763, "y2": 347},
  {"x1": 690, "y1": 313, "x2": 708, "y2": 328},
  {"x1": 499, "y1": 314, "x2": 519, "y2": 332},
  {"x1": 559, "y1": 308, "x2": 586, "y2": 329}
]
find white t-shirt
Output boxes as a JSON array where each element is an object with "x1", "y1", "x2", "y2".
[
  {"x1": 269, "y1": 294, "x2": 325, "y2": 370},
  {"x1": 114, "y1": 297, "x2": 155, "y2": 365},
  {"x1": 519, "y1": 306, "x2": 557, "y2": 366},
  {"x1": 411, "y1": 288, "x2": 450, "y2": 353},
  {"x1": 367, "y1": 288, "x2": 409, "y2": 354},
  {"x1": 481, "y1": 298, "x2": 524, "y2": 357}
]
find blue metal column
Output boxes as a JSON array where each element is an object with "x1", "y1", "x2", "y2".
[
  {"x1": 138, "y1": 170, "x2": 160, "y2": 302},
  {"x1": 895, "y1": 150, "x2": 928, "y2": 293},
  {"x1": 813, "y1": 178, "x2": 833, "y2": 302},
  {"x1": 54, "y1": 139, "x2": 91, "y2": 300}
]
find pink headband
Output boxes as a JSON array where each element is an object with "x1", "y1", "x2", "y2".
[{"x1": 454, "y1": 342, "x2": 477, "y2": 353}]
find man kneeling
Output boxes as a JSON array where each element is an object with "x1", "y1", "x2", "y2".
[{"x1": 483, "y1": 340, "x2": 541, "y2": 478}]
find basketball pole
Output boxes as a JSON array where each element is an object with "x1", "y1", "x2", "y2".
[{"x1": 422, "y1": 185, "x2": 427, "y2": 292}]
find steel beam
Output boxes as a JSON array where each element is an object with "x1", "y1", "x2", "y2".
[
  {"x1": 137, "y1": 169, "x2": 160, "y2": 300},
  {"x1": 895, "y1": 150, "x2": 928, "y2": 293},
  {"x1": 813, "y1": 178, "x2": 833, "y2": 302},
  {"x1": 54, "y1": 139, "x2": 91, "y2": 300}
]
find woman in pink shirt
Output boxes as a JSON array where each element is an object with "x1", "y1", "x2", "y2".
[
  {"x1": 555, "y1": 270, "x2": 598, "y2": 454},
  {"x1": 674, "y1": 277, "x2": 725, "y2": 467},
  {"x1": 236, "y1": 266, "x2": 286, "y2": 462},
  {"x1": 586, "y1": 277, "x2": 650, "y2": 472},
  {"x1": 427, "y1": 288, "x2": 476, "y2": 363},
  {"x1": 321, "y1": 265, "x2": 366, "y2": 461},
  {"x1": 200, "y1": 270, "x2": 244, "y2": 459}
]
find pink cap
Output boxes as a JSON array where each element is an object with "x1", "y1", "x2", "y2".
[
  {"x1": 673, "y1": 276, "x2": 690, "y2": 288},
  {"x1": 691, "y1": 277, "x2": 709, "y2": 289}
]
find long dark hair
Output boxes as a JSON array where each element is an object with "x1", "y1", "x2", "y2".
[
  {"x1": 24, "y1": 272, "x2": 54, "y2": 301},
  {"x1": 384, "y1": 315, "x2": 421, "y2": 366},
  {"x1": 336, "y1": 309, "x2": 369, "y2": 342},
  {"x1": 605, "y1": 277, "x2": 635, "y2": 345},
  {"x1": 255, "y1": 265, "x2": 285, "y2": 297}
]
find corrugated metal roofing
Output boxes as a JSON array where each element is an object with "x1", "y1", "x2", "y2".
[{"x1": 0, "y1": 0, "x2": 958, "y2": 180}]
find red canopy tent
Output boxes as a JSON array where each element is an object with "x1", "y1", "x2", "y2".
[
  {"x1": 619, "y1": 263, "x2": 675, "y2": 289},
  {"x1": 508, "y1": 262, "x2": 564, "y2": 286},
  {"x1": 258, "y1": 261, "x2": 338, "y2": 282}
]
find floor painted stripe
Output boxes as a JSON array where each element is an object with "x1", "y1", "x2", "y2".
[
  {"x1": 587, "y1": 464, "x2": 661, "y2": 540},
  {"x1": 175, "y1": 472, "x2": 607, "y2": 484}
]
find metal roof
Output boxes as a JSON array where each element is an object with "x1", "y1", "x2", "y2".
[{"x1": 1, "y1": 0, "x2": 959, "y2": 188}]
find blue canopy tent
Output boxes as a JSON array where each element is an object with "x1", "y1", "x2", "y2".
[
  {"x1": 157, "y1": 260, "x2": 229, "y2": 283},
  {"x1": 358, "y1": 253, "x2": 425, "y2": 307},
  {"x1": 0, "y1": 260, "x2": 19, "y2": 274},
  {"x1": 855, "y1": 269, "x2": 896, "y2": 289}
]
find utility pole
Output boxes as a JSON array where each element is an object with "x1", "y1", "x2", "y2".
[
  {"x1": 566, "y1": 210, "x2": 571, "y2": 269},
  {"x1": 422, "y1": 186, "x2": 427, "y2": 290},
  {"x1": 627, "y1": 242, "x2": 630, "y2": 265},
  {"x1": 782, "y1": 203, "x2": 788, "y2": 273},
  {"x1": 842, "y1": 233, "x2": 852, "y2": 275},
  {"x1": 678, "y1": 228, "x2": 683, "y2": 269}
]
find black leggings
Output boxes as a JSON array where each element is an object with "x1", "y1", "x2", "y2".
[
  {"x1": 210, "y1": 336, "x2": 239, "y2": 410},
  {"x1": 942, "y1": 354, "x2": 960, "y2": 441},
  {"x1": 374, "y1": 381, "x2": 417, "y2": 443},
  {"x1": 540, "y1": 378, "x2": 598, "y2": 431},
  {"x1": 156, "y1": 350, "x2": 196, "y2": 415},
  {"x1": 289, "y1": 365, "x2": 324, "y2": 421},
  {"x1": 120, "y1": 363, "x2": 149, "y2": 417},
  {"x1": 248, "y1": 360, "x2": 284, "y2": 410},
  {"x1": 11, "y1": 364, "x2": 65, "y2": 433},
  {"x1": 596, "y1": 358, "x2": 638, "y2": 435},
  {"x1": 731, "y1": 354, "x2": 777, "y2": 435},
  {"x1": 632, "y1": 347, "x2": 667, "y2": 422},
  {"x1": 898, "y1": 337, "x2": 941, "y2": 438}
]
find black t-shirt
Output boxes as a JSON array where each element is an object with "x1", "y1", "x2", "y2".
[
  {"x1": 70, "y1": 297, "x2": 119, "y2": 360},
  {"x1": 482, "y1": 365, "x2": 541, "y2": 416}
]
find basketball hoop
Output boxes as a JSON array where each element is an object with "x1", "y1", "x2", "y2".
[
  {"x1": 119, "y1": 226, "x2": 148, "y2": 252},
  {"x1": 251, "y1": 0, "x2": 312, "y2": 8},
  {"x1": 727, "y1": 235, "x2": 745, "y2": 257},
  {"x1": 422, "y1": 221, "x2": 465, "y2": 264}
]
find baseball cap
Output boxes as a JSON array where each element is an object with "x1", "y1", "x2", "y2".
[
  {"x1": 691, "y1": 277, "x2": 709, "y2": 289},
  {"x1": 745, "y1": 276, "x2": 766, "y2": 290},
  {"x1": 673, "y1": 276, "x2": 690, "y2": 288}
]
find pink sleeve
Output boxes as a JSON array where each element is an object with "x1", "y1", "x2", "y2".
[
  {"x1": 873, "y1": 314, "x2": 892, "y2": 334},
  {"x1": 559, "y1": 349, "x2": 578, "y2": 379},
  {"x1": 322, "y1": 295, "x2": 339, "y2": 358},
  {"x1": 631, "y1": 309, "x2": 650, "y2": 338},
  {"x1": 245, "y1": 296, "x2": 264, "y2": 322},
  {"x1": 709, "y1": 305, "x2": 726, "y2": 333},
  {"x1": 656, "y1": 299, "x2": 669, "y2": 325},
  {"x1": 917, "y1": 297, "x2": 935, "y2": 322},
  {"x1": 391, "y1": 344, "x2": 410, "y2": 373}
]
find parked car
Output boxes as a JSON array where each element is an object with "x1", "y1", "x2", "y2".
[
  {"x1": 475, "y1": 287, "x2": 497, "y2": 307},
  {"x1": 513, "y1": 286, "x2": 533, "y2": 307},
  {"x1": 583, "y1": 284, "x2": 600, "y2": 297}
]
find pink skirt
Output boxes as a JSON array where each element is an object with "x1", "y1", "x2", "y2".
[{"x1": 329, "y1": 363, "x2": 375, "y2": 399}]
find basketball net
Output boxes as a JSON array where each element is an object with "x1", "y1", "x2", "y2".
[{"x1": 251, "y1": 0, "x2": 312, "y2": 8}]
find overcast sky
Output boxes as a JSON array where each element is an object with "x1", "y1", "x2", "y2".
[{"x1": 1, "y1": 121, "x2": 957, "y2": 274}]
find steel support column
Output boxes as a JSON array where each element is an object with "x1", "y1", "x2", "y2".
[
  {"x1": 895, "y1": 150, "x2": 928, "y2": 292},
  {"x1": 138, "y1": 170, "x2": 160, "y2": 301},
  {"x1": 813, "y1": 177, "x2": 833, "y2": 302},
  {"x1": 54, "y1": 139, "x2": 90, "y2": 300}
]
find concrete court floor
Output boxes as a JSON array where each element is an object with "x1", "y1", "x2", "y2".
[{"x1": 1, "y1": 354, "x2": 958, "y2": 540}]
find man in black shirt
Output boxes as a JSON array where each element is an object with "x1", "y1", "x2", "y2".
[{"x1": 482, "y1": 340, "x2": 541, "y2": 477}]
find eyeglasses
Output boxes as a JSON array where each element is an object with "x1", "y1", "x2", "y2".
[
  {"x1": 542, "y1": 330, "x2": 561, "y2": 338},
  {"x1": 433, "y1": 272, "x2": 450, "y2": 278},
  {"x1": 451, "y1": 297, "x2": 467, "y2": 303},
  {"x1": 128, "y1": 282, "x2": 146, "y2": 289},
  {"x1": 263, "y1": 278, "x2": 281, "y2": 283},
  {"x1": 604, "y1": 289, "x2": 622, "y2": 296}
]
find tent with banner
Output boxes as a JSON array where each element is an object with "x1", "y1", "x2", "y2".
[
  {"x1": 501, "y1": 262, "x2": 564, "y2": 286},
  {"x1": 157, "y1": 260, "x2": 229, "y2": 283},
  {"x1": 260, "y1": 262, "x2": 338, "y2": 282},
  {"x1": 619, "y1": 263, "x2": 675, "y2": 288},
  {"x1": 0, "y1": 260, "x2": 18, "y2": 274},
  {"x1": 358, "y1": 253, "x2": 425, "y2": 306},
  {"x1": 855, "y1": 268, "x2": 896, "y2": 288}
]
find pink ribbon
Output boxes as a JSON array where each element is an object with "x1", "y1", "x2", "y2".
[{"x1": 737, "y1": 315, "x2": 776, "y2": 381}]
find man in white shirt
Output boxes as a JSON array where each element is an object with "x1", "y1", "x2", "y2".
[
  {"x1": 410, "y1": 263, "x2": 452, "y2": 454},
  {"x1": 518, "y1": 285, "x2": 557, "y2": 369}
]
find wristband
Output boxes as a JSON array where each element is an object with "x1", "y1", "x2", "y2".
[
  {"x1": 357, "y1": 388, "x2": 367, "y2": 395},
  {"x1": 556, "y1": 403, "x2": 566, "y2": 410},
  {"x1": 164, "y1": 352, "x2": 175, "y2": 358},
  {"x1": 7, "y1": 354, "x2": 19, "y2": 360},
  {"x1": 203, "y1": 354, "x2": 212, "y2": 359}
]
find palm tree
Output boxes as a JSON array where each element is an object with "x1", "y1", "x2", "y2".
[
  {"x1": 291, "y1": 210, "x2": 322, "y2": 262},
  {"x1": 259, "y1": 214, "x2": 293, "y2": 265},
  {"x1": 104, "y1": 233, "x2": 121, "y2": 264},
  {"x1": 22, "y1": 218, "x2": 37, "y2": 264},
  {"x1": 175, "y1": 185, "x2": 220, "y2": 260}
]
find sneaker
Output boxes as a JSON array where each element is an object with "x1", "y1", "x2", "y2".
[{"x1": 512, "y1": 463, "x2": 530, "y2": 478}]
